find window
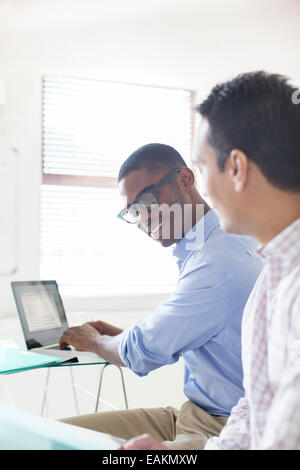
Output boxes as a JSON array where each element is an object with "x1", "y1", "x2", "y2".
[{"x1": 41, "y1": 76, "x2": 195, "y2": 297}]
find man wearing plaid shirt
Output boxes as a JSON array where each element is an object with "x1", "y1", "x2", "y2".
[{"x1": 123, "y1": 71, "x2": 300, "y2": 450}]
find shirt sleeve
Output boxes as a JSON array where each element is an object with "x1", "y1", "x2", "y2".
[
  {"x1": 258, "y1": 281, "x2": 300, "y2": 450},
  {"x1": 204, "y1": 394, "x2": 251, "y2": 450},
  {"x1": 118, "y1": 261, "x2": 233, "y2": 376}
]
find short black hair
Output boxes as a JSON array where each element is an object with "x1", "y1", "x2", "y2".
[
  {"x1": 118, "y1": 143, "x2": 187, "y2": 182},
  {"x1": 196, "y1": 71, "x2": 300, "y2": 192}
]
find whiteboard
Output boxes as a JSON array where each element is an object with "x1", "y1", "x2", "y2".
[{"x1": 0, "y1": 147, "x2": 18, "y2": 274}]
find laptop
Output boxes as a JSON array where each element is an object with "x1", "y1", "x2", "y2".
[{"x1": 11, "y1": 280, "x2": 106, "y2": 365}]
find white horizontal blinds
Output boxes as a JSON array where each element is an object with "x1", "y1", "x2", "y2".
[
  {"x1": 41, "y1": 76, "x2": 193, "y2": 296},
  {"x1": 43, "y1": 76, "x2": 193, "y2": 177},
  {"x1": 40, "y1": 185, "x2": 178, "y2": 295}
]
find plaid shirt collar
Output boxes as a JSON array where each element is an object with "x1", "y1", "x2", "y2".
[{"x1": 257, "y1": 216, "x2": 300, "y2": 261}]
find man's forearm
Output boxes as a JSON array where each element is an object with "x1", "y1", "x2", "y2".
[{"x1": 94, "y1": 333, "x2": 125, "y2": 367}]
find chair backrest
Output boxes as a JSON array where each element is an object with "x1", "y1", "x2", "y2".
[{"x1": 0, "y1": 403, "x2": 121, "y2": 450}]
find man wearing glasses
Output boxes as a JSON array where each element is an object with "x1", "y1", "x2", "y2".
[{"x1": 60, "y1": 143, "x2": 262, "y2": 450}]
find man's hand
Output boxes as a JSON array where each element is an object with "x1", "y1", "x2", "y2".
[
  {"x1": 59, "y1": 323, "x2": 102, "y2": 353},
  {"x1": 119, "y1": 434, "x2": 168, "y2": 450},
  {"x1": 86, "y1": 320, "x2": 123, "y2": 337}
]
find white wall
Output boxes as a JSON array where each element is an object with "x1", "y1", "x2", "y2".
[{"x1": 1, "y1": 0, "x2": 300, "y2": 315}]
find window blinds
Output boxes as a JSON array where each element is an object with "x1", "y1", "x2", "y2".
[{"x1": 41, "y1": 76, "x2": 193, "y2": 296}]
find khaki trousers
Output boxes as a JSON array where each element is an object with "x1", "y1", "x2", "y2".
[{"x1": 60, "y1": 400, "x2": 227, "y2": 450}]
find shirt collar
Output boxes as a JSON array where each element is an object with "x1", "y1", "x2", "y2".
[
  {"x1": 257, "y1": 216, "x2": 300, "y2": 261},
  {"x1": 172, "y1": 209, "x2": 220, "y2": 263}
]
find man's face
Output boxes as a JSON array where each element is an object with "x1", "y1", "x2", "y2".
[
  {"x1": 118, "y1": 168, "x2": 185, "y2": 247},
  {"x1": 192, "y1": 118, "x2": 243, "y2": 234}
]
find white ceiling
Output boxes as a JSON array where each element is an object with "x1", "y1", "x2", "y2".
[
  {"x1": 1, "y1": 0, "x2": 300, "y2": 90},
  {"x1": 0, "y1": 0, "x2": 297, "y2": 30}
]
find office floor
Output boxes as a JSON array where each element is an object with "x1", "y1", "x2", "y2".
[{"x1": 0, "y1": 311, "x2": 186, "y2": 420}]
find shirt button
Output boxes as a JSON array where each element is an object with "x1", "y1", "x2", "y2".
[{"x1": 190, "y1": 375, "x2": 195, "y2": 380}]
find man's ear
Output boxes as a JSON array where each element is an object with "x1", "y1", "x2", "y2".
[
  {"x1": 227, "y1": 149, "x2": 249, "y2": 192},
  {"x1": 176, "y1": 167, "x2": 195, "y2": 193}
]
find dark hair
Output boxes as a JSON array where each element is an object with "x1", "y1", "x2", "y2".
[
  {"x1": 196, "y1": 71, "x2": 300, "y2": 191},
  {"x1": 118, "y1": 143, "x2": 187, "y2": 182}
]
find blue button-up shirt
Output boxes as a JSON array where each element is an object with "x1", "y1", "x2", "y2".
[{"x1": 119, "y1": 210, "x2": 262, "y2": 416}]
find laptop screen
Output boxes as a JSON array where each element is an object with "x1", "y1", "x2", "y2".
[{"x1": 11, "y1": 281, "x2": 68, "y2": 349}]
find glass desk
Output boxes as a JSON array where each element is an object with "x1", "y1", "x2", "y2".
[
  {"x1": 0, "y1": 403, "x2": 124, "y2": 450},
  {"x1": 0, "y1": 350, "x2": 128, "y2": 417}
]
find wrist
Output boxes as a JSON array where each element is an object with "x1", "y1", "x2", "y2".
[{"x1": 95, "y1": 334, "x2": 125, "y2": 366}]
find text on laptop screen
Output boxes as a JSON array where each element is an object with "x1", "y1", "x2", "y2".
[{"x1": 20, "y1": 291, "x2": 62, "y2": 332}]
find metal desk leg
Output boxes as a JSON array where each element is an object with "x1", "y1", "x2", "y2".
[
  {"x1": 40, "y1": 367, "x2": 80, "y2": 417},
  {"x1": 40, "y1": 368, "x2": 51, "y2": 417},
  {"x1": 0, "y1": 376, "x2": 15, "y2": 406},
  {"x1": 69, "y1": 366, "x2": 80, "y2": 415},
  {"x1": 95, "y1": 364, "x2": 128, "y2": 413}
]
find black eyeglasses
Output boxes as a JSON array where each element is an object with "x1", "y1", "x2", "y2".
[{"x1": 118, "y1": 168, "x2": 181, "y2": 224}]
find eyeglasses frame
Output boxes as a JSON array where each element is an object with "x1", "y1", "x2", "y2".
[{"x1": 117, "y1": 167, "x2": 182, "y2": 224}]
